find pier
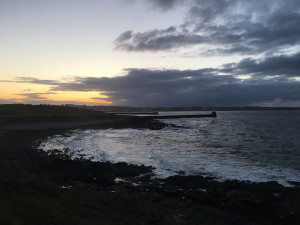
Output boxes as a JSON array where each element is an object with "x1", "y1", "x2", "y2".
[{"x1": 144, "y1": 111, "x2": 217, "y2": 119}]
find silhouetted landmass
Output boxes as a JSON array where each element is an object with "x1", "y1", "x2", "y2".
[{"x1": 70, "y1": 104, "x2": 300, "y2": 112}]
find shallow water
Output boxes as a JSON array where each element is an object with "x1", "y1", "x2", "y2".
[{"x1": 38, "y1": 110, "x2": 300, "y2": 186}]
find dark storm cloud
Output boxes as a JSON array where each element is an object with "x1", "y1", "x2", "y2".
[
  {"x1": 6, "y1": 69, "x2": 300, "y2": 106},
  {"x1": 44, "y1": 67, "x2": 299, "y2": 107},
  {"x1": 222, "y1": 52, "x2": 300, "y2": 77},
  {"x1": 6, "y1": 51, "x2": 300, "y2": 106},
  {"x1": 115, "y1": 0, "x2": 300, "y2": 55}
]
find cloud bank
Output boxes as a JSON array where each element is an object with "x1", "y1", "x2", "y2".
[
  {"x1": 3, "y1": 52, "x2": 299, "y2": 106},
  {"x1": 115, "y1": 0, "x2": 300, "y2": 56},
  {"x1": 49, "y1": 69, "x2": 299, "y2": 107}
]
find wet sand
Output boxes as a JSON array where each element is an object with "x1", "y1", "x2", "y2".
[{"x1": 0, "y1": 106, "x2": 300, "y2": 224}]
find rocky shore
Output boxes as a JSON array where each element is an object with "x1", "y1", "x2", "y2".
[{"x1": 0, "y1": 105, "x2": 299, "y2": 225}]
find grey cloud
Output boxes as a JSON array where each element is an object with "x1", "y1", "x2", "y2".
[
  {"x1": 0, "y1": 99, "x2": 15, "y2": 104},
  {"x1": 115, "y1": 0, "x2": 300, "y2": 56},
  {"x1": 15, "y1": 77, "x2": 59, "y2": 85},
  {"x1": 8, "y1": 51, "x2": 300, "y2": 107},
  {"x1": 46, "y1": 67, "x2": 300, "y2": 107},
  {"x1": 15, "y1": 92, "x2": 57, "y2": 101},
  {"x1": 90, "y1": 97, "x2": 109, "y2": 100},
  {"x1": 0, "y1": 80, "x2": 14, "y2": 83},
  {"x1": 146, "y1": 0, "x2": 182, "y2": 10},
  {"x1": 186, "y1": 0, "x2": 231, "y2": 27},
  {"x1": 222, "y1": 52, "x2": 300, "y2": 77},
  {"x1": 115, "y1": 30, "x2": 132, "y2": 43},
  {"x1": 115, "y1": 27, "x2": 206, "y2": 51},
  {"x1": 123, "y1": 0, "x2": 182, "y2": 11}
]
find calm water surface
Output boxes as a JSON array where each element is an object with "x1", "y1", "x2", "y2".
[{"x1": 38, "y1": 111, "x2": 300, "y2": 186}]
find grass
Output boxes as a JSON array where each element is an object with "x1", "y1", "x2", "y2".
[
  {"x1": 0, "y1": 104, "x2": 120, "y2": 126},
  {"x1": 0, "y1": 104, "x2": 104, "y2": 117}
]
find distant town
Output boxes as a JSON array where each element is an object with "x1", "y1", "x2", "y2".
[
  {"x1": 3, "y1": 103, "x2": 300, "y2": 113},
  {"x1": 59, "y1": 104, "x2": 300, "y2": 112}
]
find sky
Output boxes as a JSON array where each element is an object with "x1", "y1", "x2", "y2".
[{"x1": 0, "y1": 0, "x2": 300, "y2": 107}]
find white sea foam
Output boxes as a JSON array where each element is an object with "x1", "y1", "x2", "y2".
[{"x1": 38, "y1": 111, "x2": 300, "y2": 186}]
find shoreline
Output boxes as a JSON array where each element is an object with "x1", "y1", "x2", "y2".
[
  {"x1": 38, "y1": 126, "x2": 300, "y2": 188},
  {"x1": 1, "y1": 112, "x2": 300, "y2": 224}
]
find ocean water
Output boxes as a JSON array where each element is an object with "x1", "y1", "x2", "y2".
[{"x1": 38, "y1": 111, "x2": 300, "y2": 186}]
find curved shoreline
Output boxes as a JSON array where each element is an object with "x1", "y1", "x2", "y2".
[{"x1": 1, "y1": 113, "x2": 300, "y2": 224}]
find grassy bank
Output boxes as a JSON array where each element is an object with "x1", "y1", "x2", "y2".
[{"x1": 0, "y1": 104, "x2": 115, "y2": 126}]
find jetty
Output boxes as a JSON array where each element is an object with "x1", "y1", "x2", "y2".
[
  {"x1": 110, "y1": 111, "x2": 217, "y2": 119},
  {"x1": 111, "y1": 112, "x2": 159, "y2": 115},
  {"x1": 144, "y1": 111, "x2": 216, "y2": 119}
]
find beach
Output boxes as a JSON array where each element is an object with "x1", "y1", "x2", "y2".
[{"x1": 0, "y1": 105, "x2": 300, "y2": 225}]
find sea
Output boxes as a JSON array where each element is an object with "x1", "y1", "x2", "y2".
[{"x1": 38, "y1": 111, "x2": 300, "y2": 186}]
